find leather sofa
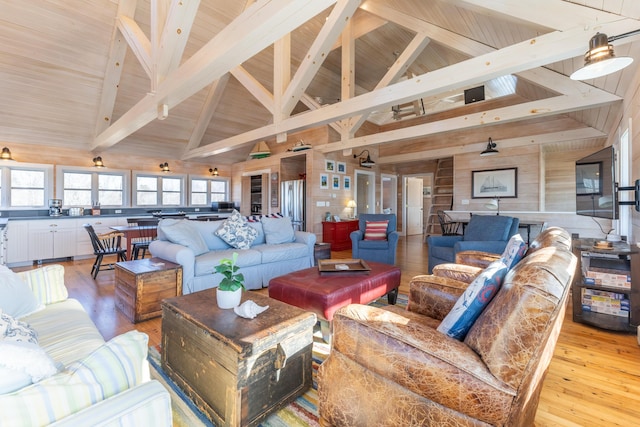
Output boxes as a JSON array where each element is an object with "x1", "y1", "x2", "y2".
[
  {"x1": 426, "y1": 214, "x2": 520, "y2": 273},
  {"x1": 317, "y1": 228, "x2": 577, "y2": 426}
]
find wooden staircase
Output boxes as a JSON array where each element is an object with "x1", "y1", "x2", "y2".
[{"x1": 426, "y1": 157, "x2": 454, "y2": 235}]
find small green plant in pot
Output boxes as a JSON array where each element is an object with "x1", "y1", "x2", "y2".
[{"x1": 214, "y1": 252, "x2": 245, "y2": 309}]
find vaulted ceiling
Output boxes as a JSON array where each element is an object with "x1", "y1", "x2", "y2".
[{"x1": 1, "y1": 0, "x2": 639, "y2": 165}]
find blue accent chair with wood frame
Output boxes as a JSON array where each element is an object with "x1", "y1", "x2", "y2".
[{"x1": 426, "y1": 214, "x2": 520, "y2": 273}]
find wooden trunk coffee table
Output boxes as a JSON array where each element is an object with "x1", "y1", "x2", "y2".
[{"x1": 161, "y1": 291, "x2": 316, "y2": 427}]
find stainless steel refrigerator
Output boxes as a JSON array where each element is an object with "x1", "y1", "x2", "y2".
[{"x1": 281, "y1": 179, "x2": 305, "y2": 231}]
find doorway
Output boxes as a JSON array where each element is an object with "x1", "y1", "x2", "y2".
[
  {"x1": 354, "y1": 169, "x2": 376, "y2": 216},
  {"x1": 381, "y1": 174, "x2": 398, "y2": 216},
  {"x1": 405, "y1": 177, "x2": 424, "y2": 235}
]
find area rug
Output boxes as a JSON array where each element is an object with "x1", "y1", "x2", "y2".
[{"x1": 148, "y1": 294, "x2": 408, "y2": 427}]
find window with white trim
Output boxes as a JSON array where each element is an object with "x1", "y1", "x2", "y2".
[
  {"x1": 58, "y1": 167, "x2": 127, "y2": 207},
  {"x1": 189, "y1": 177, "x2": 230, "y2": 206},
  {"x1": 134, "y1": 173, "x2": 185, "y2": 207},
  {"x1": 0, "y1": 164, "x2": 53, "y2": 208}
]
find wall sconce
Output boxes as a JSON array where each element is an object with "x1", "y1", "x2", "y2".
[
  {"x1": 347, "y1": 199, "x2": 357, "y2": 218},
  {"x1": 353, "y1": 149, "x2": 375, "y2": 167},
  {"x1": 485, "y1": 197, "x2": 500, "y2": 215},
  {"x1": 92, "y1": 156, "x2": 105, "y2": 168},
  {"x1": 480, "y1": 137, "x2": 499, "y2": 156},
  {"x1": 0, "y1": 147, "x2": 14, "y2": 161},
  {"x1": 209, "y1": 167, "x2": 219, "y2": 176},
  {"x1": 159, "y1": 162, "x2": 170, "y2": 172},
  {"x1": 570, "y1": 32, "x2": 635, "y2": 80}
]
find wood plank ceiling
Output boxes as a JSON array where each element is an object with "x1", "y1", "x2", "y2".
[{"x1": 1, "y1": 0, "x2": 639, "y2": 165}]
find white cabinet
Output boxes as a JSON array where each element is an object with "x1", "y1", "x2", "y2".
[
  {"x1": 28, "y1": 219, "x2": 77, "y2": 261},
  {"x1": 6, "y1": 221, "x2": 29, "y2": 264}
]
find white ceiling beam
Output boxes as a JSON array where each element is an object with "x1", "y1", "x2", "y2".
[
  {"x1": 91, "y1": 0, "x2": 337, "y2": 151},
  {"x1": 182, "y1": 18, "x2": 635, "y2": 159},
  {"x1": 230, "y1": 66, "x2": 275, "y2": 114},
  {"x1": 331, "y1": 10, "x2": 387, "y2": 50},
  {"x1": 349, "y1": 31, "x2": 431, "y2": 133},
  {"x1": 300, "y1": 94, "x2": 344, "y2": 135},
  {"x1": 314, "y1": 92, "x2": 619, "y2": 154},
  {"x1": 185, "y1": 73, "x2": 231, "y2": 152},
  {"x1": 117, "y1": 15, "x2": 152, "y2": 79},
  {"x1": 281, "y1": 0, "x2": 362, "y2": 116},
  {"x1": 274, "y1": 34, "x2": 291, "y2": 142},
  {"x1": 377, "y1": 127, "x2": 607, "y2": 164},
  {"x1": 155, "y1": 0, "x2": 201, "y2": 87},
  {"x1": 94, "y1": 0, "x2": 137, "y2": 137},
  {"x1": 340, "y1": 15, "x2": 355, "y2": 140}
]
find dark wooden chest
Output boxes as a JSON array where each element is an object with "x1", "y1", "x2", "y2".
[
  {"x1": 161, "y1": 290, "x2": 316, "y2": 427},
  {"x1": 114, "y1": 257, "x2": 182, "y2": 323}
]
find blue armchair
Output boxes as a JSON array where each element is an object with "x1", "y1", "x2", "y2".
[
  {"x1": 351, "y1": 214, "x2": 399, "y2": 265},
  {"x1": 426, "y1": 214, "x2": 520, "y2": 273}
]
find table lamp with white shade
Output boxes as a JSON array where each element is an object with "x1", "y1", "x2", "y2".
[
  {"x1": 485, "y1": 197, "x2": 500, "y2": 215},
  {"x1": 347, "y1": 200, "x2": 357, "y2": 218}
]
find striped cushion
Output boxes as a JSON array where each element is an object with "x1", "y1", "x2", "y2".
[
  {"x1": 364, "y1": 220, "x2": 389, "y2": 241},
  {"x1": 245, "y1": 212, "x2": 284, "y2": 222},
  {"x1": 17, "y1": 265, "x2": 68, "y2": 305},
  {"x1": 0, "y1": 330, "x2": 149, "y2": 426}
]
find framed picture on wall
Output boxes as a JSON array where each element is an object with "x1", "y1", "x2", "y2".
[
  {"x1": 332, "y1": 174, "x2": 340, "y2": 190},
  {"x1": 320, "y1": 173, "x2": 329, "y2": 189},
  {"x1": 337, "y1": 162, "x2": 346, "y2": 174},
  {"x1": 471, "y1": 167, "x2": 517, "y2": 198},
  {"x1": 343, "y1": 175, "x2": 351, "y2": 190},
  {"x1": 325, "y1": 160, "x2": 335, "y2": 172}
]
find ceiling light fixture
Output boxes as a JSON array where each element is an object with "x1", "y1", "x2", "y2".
[
  {"x1": 159, "y1": 162, "x2": 170, "y2": 172},
  {"x1": 209, "y1": 167, "x2": 219, "y2": 176},
  {"x1": 92, "y1": 156, "x2": 105, "y2": 168},
  {"x1": 480, "y1": 137, "x2": 499, "y2": 156},
  {"x1": 0, "y1": 147, "x2": 14, "y2": 161},
  {"x1": 353, "y1": 150, "x2": 375, "y2": 168},
  {"x1": 570, "y1": 31, "x2": 636, "y2": 80}
]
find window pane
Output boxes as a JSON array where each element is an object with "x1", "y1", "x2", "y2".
[
  {"x1": 137, "y1": 176, "x2": 157, "y2": 191},
  {"x1": 11, "y1": 189, "x2": 44, "y2": 206},
  {"x1": 11, "y1": 170, "x2": 44, "y2": 188},
  {"x1": 64, "y1": 172, "x2": 91, "y2": 189},
  {"x1": 192, "y1": 179, "x2": 206, "y2": 192},
  {"x1": 162, "y1": 192, "x2": 181, "y2": 205},
  {"x1": 100, "y1": 190, "x2": 123, "y2": 205},
  {"x1": 99, "y1": 174, "x2": 123, "y2": 190},
  {"x1": 137, "y1": 192, "x2": 157, "y2": 205},
  {"x1": 211, "y1": 193, "x2": 226, "y2": 202},
  {"x1": 211, "y1": 181, "x2": 226, "y2": 192},
  {"x1": 163, "y1": 178, "x2": 181, "y2": 192},
  {"x1": 191, "y1": 193, "x2": 206, "y2": 205},
  {"x1": 64, "y1": 189, "x2": 91, "y2": 206}
]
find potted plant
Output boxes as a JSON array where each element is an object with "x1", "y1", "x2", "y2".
[{"x1": 214, "y1": 252, "x2": 245, "y2": 309}]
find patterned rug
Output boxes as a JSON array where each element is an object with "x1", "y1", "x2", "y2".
[{"x1": 148, "y1": 294, "x2": 408, "y2": 427}]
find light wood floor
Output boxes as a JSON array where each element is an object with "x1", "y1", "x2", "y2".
[{"x1": 19, "y1": 235, "x2": 640, "y2": 426}]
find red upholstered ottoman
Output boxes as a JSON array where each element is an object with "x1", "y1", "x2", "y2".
[{"x1": 268, "y1": 261, "x2": 401, "y2": 324}]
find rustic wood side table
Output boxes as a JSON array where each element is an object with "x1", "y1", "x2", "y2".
[
  {"x1": 161, "y1": 291, "x2": 316, "y2": 427},
  {"x1": 115, "y1": 257, "x2": 182, "y2": 323}
]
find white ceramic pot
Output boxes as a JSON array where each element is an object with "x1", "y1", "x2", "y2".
[{"x1": 216, "y1": 288, "x2": 242, "y2": 309}]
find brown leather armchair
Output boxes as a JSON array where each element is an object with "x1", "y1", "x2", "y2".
[{"x1": 317, "y1": 236, "x2": 577, "y2": 426}]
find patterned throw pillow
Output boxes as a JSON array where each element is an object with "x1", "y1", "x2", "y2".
[
  {"x1": 500, "y1": 233, "x2": 527, "y2": 269},
  {"x1": 0, "y1": 311, "x2": 38, "y2": 344},
  {"x1": 364, "y1": 220, "x2": 389, "y2": 240},
  {"x1": 215, "y1": 210, "x2": 259, "y2": 250},
  {"x1": 437, "y1": 260, "x2": 508, "y2": 340}
]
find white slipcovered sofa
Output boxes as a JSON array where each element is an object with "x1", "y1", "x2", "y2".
[
  {"x1": 0, "y1": 264, "x2": 171, "y2": 427},
  {"x1": 149, "y1": 212, "x2": 316, "y2": 294}
]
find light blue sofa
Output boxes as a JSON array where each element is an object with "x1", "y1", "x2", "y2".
[
  {"x1": 427, "y1": 214, "x2": 520, "y2": 273},
  {"x1": 149, "y1": 217, "x2": 316, "y2": 294}
]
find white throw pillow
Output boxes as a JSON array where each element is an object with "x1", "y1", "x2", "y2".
[
  {"x1": 0, "y1": 266, "x2": 43, "y2": 319},
  {"x1": 0, "y1": 341, "x2": 58, "y2": 383},
  {"x1": 160, "y1": 220, "x2": 209, "y2": 256},
  {"x1": 261, "y1": 217, "x2": 295, "y2": 245}
]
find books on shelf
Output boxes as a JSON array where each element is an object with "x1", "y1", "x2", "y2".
[
  {"x1": 581, "y1": 288, "x2": 629, "y2": 318},
  {"x1": 584, "y1": 266, "x2": 631, "y2": 289}
]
